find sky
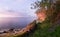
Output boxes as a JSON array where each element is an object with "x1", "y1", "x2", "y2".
[{"x1": 0, "y1": 0, "x2": 39, "y2": 17}]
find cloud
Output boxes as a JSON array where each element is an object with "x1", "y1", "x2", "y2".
[
  {"x1": 0, "y1": 9, "x2": 22, "y2": 17},
  {"x1": 0, "y1": 0, "x2": 37, "y2": 17}
]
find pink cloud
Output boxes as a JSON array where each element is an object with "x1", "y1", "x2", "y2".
[{"x1": 0, "y1": 9, "x2": 22, "y2": 17}]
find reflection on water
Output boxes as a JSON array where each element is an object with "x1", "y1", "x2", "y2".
[{"x1": 0, "y1": 17, "x2": 36, "y2": 31}]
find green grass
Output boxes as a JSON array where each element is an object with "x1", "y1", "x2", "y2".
[{"x1": 13, "y1": 19, "x2": 60, "y2": 37}]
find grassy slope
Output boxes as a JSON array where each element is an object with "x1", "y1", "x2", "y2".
[
  {"x1": 13, "y1": 19, "x2": 60, "y2": 37},
  {"x1": 28, "y1": 19, "x2": 60, "y2": 37}
]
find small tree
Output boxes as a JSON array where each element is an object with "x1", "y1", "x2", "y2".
[{"x1": 31, "y1": 0, "x2": 60, "y2": 23}]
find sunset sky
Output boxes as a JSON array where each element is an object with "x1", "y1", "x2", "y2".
[{"x1": 0, "y1": 0, "x2": 41, "y2": 17}]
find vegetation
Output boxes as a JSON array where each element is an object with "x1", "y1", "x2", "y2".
[
  {"x1": 14, "y1": 0, "x2": 60, "y2": 37},
  {"x1": 29, "y1": 0, "x2": 60, "y2": 37}
]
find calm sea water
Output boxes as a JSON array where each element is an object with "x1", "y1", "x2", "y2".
[{"x1": 0, "y1": 17, "x2": 36, "y2": 31}]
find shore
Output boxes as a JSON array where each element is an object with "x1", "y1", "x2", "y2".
[{"x1": 0, "y1": 20, "x2": 36, "y2": 37}]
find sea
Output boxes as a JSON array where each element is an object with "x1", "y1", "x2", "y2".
[{"x1": 0, "y1": 17, "x2": 36, "y2": 32}]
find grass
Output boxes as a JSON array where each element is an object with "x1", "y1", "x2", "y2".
[{"x1": 13, "y1": 19, "x2": 60, "y2": 37}]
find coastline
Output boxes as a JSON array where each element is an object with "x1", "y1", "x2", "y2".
[{"x1": 0, "y1": 20, "x2": 36, "y2": 37}]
